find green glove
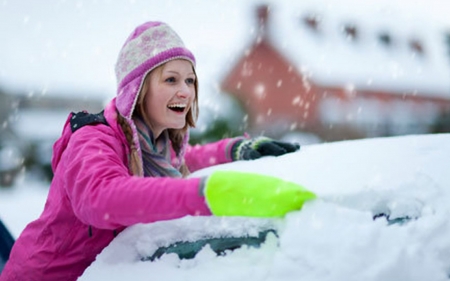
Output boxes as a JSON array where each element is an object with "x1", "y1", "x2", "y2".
[{"x1": 202, "y1": 170, "x2": 316, "y2": 217}]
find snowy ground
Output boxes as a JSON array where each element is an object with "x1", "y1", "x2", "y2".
[
  {"x1": 1, "y1": 133, "x2": 450, "y2": 280},
  {"x1": 0, "y1": 178, "x2": 48, "y2": 238}
]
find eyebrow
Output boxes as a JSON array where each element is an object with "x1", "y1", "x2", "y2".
[{"x1": 165, "y1": 70, "x2": 195, "y2": 76}]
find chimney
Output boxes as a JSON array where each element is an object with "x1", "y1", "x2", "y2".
[{"x1": 256, "y1": 4, "x2": 270, "y2": 37}]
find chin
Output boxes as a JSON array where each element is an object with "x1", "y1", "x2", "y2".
[{"x1": 169, "y1": 122, "x2": 186, "y2": 130}]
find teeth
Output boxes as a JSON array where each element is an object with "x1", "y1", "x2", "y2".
[{"x1": 167, "y1": 103, "x2": 186, "y2": 109}]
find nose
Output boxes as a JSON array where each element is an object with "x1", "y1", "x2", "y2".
[
  {"x1": 176, "y1": 90, "x2": 188, "y2": 99},
  {"x1": 176, "y1": 84, "x2": 193, "y2": 99}
]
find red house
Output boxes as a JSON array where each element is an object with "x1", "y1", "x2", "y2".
[{"x1": 221, "y1": 4, "x2": 450, "y2": 141}]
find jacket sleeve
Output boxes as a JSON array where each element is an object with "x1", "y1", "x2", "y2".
[
  {"x1": 184, "y1": 138, "x2": 242, "y2": 173},
  {"x1": 60, "y1": 125, "x2": 211, "y2": 230}
]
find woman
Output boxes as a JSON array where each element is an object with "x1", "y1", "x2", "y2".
[{"x1": 0, "y1": 21, "x2": 314, "y2": 281}]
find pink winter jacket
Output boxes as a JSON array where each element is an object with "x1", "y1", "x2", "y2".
[{"x1": 0, "y1": 100, "x2": 237, "y2": 281}]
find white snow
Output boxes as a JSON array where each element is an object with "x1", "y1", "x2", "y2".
[
  {"x1": 0, "y1": 180, "x2": 48, "y2": 237},
  {"x1": 2, "y1": 133, "x2": 450, "y2": 280}
]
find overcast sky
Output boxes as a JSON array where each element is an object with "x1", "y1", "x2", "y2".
[
  {"x1": 1, "y1": 0, "x2": 449, "y2": 101},
  {"x1": 0, "y1": 0, "x2": 260, "y2": 100}
]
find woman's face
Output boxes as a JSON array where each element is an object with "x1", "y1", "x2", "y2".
[{"x1": 142, "y1": 59, "x2": 196, "y2": 137}]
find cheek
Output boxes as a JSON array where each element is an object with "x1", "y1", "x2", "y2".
[
  {"x1": 143, "y1": 98, "x2": 153, "y2": 114},
  {"x1": 145, "y1": 93, "x2": 165, "y2": 112},
  {"x1": 190, "y1": 89, "x2": 197, "y2": 102}
]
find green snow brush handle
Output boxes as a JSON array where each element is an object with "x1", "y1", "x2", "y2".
[{"x1": 202, "y1": 170, "x2": 317, "y2": 217}]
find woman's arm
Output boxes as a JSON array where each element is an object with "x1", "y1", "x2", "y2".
[
  {"x1": 60, "y1": 125, "x2": 211, "y2": 230},
  {"x1": 184, "y1": 138, "x2": 242, "y2": 173}
]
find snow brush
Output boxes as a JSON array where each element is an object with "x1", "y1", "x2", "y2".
[{"x1": 202, "y1": 170, "x2": 317, "y2": 218}]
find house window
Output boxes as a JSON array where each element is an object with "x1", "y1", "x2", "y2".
[
  {"x1": 409, "y1": 39, "x2": 425, "y2": 56},
  {"x1": 378, "y1": 32, "x2": 393, "y2": 47},
  {"x1": 302, "y1": 14, "x2": 321, "y2": 33},
  {"x1": 342, "y1": 23, "x2": 358, "y2": 41}
]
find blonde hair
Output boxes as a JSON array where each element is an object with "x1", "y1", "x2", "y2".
[{"x1": 118, "y1": 60, "x2": 199, "y2": 177}]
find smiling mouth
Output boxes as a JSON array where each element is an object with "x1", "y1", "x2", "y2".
[{"x1": 167, "y1": 103, "x2": 187, "y2": 113}]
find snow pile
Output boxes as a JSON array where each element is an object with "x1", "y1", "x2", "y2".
[
  {"x1": 79, "y1": 134, "x2": 450, "y2": 281},
  {"x1": 0, "y1": 180, "x2": 48, "y2": 237}
]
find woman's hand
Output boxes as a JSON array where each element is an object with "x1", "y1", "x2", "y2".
[
  {"x1": 231, "y1": 137, "x2": 300, "y2": 161},
  {"x1": 200, "y1": 170, "x2": 316, "y2": 217}
]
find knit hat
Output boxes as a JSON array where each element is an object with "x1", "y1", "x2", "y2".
[
  {"x1": 113, "y1": 21, "x2": 196, "y2": 176},
  {"x1": 115, "y1": 21, "x2": 196, "y2": 119}
]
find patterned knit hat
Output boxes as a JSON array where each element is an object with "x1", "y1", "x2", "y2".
[{"x1": 115, "y1": 21, "x2": 196, "y2": 119}]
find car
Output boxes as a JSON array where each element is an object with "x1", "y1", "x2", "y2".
[
  {"x1": 0, "y1": 219, "x2": 14, "y2": 274},
  {"x1": 79, "y1": 134, "x2": 450, "y2": 281}
]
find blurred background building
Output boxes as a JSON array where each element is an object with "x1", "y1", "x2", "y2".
[
  {"x1": 0, "y1": 87, "x2": 103, "y2": 186},
  {"x1": 221, "y1": 4, "x2": 450, "y2": 141}
]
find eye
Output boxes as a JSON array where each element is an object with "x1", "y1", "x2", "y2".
[
  {"x1": 186, "y1": 77, "x2": 195, "y2": 85},
  {"x1": 165, "y1": 77, "x2": 176, "y2": 83}
]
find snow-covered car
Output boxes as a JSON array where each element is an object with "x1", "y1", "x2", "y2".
[{"x1": 70, "y1": 134, "x2": 450, "y2": 280}]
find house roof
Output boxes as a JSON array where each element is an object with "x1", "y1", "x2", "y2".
[{"x1": 258, "y1": 0, "x2": 450, "y2": 98}]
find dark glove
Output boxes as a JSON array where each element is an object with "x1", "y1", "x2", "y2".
[{"x1": 231, "y1": 136, "x2": 300, "y2": 161}]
